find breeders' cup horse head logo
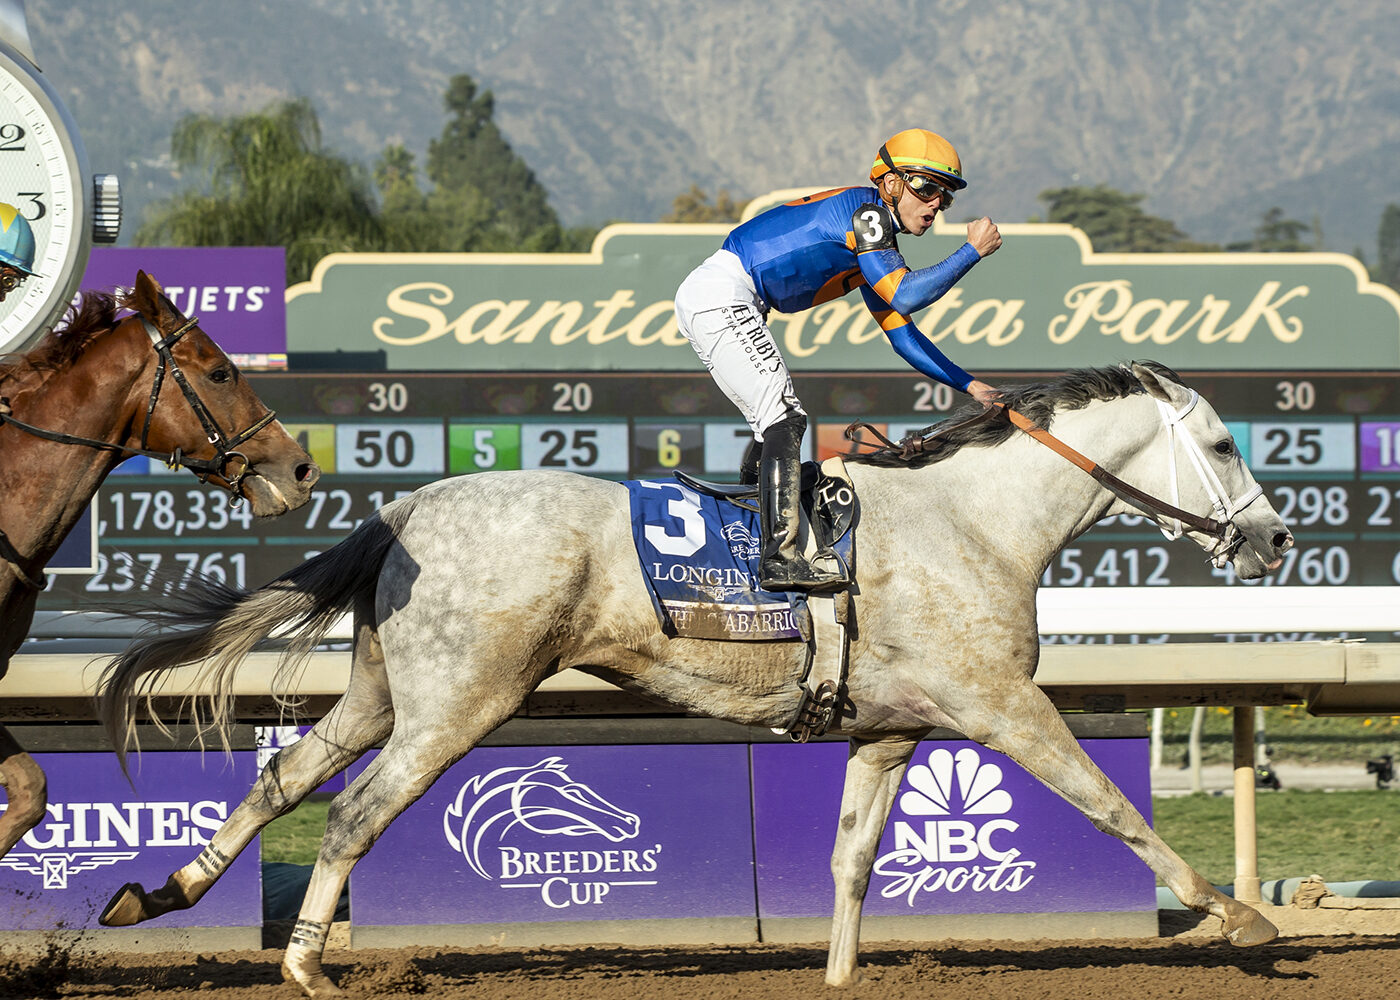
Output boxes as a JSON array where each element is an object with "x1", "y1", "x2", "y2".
[
  {"x1": 442, "y1": 757, "x2": 641, "y2": 879},
  {"x1": 721, "y1": 520, "x2": 761, "y2": 561}
]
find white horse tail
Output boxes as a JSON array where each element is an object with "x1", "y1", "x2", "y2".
[{"x1": 97, "y1": 497, "x2": 422, "y2": 769}]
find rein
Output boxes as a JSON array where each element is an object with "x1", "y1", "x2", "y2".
[
  {"x1": 848, "y1": 393, "x2": 1263, "y2": 545},
  {"x1": 994, "y1": 400, "x2": 1230, "y2": 538},
  {"x1": 0, "y1": 314, "x2": 277, "y2": 591}
]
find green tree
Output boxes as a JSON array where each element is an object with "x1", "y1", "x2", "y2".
[
  {"x1": 1374, "y1": 203, "x2": 1400, "y2": 290},
  {"x1": 1226, "y1": 207, "x2": 1315, "y2": 252},
  {"x1": 662, "y1": 186, "x2": 744, "y2": 223},
  {"x1": 417, "y1": 74, "x2": 593, "y2": 252},
  {"x1": 1037, "y1": 185, "x2": 1216, "y2": 252},
  {"x1": 135, "y1": 99, "x2": 383, "y2": 282},
  {"x1": 374, "y1": 144, "x2": 450, "y2": 252}
]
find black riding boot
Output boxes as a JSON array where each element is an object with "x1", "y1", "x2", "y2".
[
  {"x1": 758, "y1": 415, "x2": 846, "y2": 593},
  {"x1": 739, "y1": 437, "x2": 761, "y2": 487}
]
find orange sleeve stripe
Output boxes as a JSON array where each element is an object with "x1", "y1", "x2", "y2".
[
  {"x1": 868, "y1": 307, "x2": 912, "y2": 332},
  {"x1": 872, "y1": 267, "x2": 908, "y2": 303},
  {"x1": 811, "y1": 268, "x2": 864, "y2": 306},
  {"x1": 784, "y1": 186, "x2": 858, "y2": 206}
]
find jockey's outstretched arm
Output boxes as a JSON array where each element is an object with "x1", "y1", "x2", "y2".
[
  {"x1": 857, "y1": 284, "x2": 975, "y2": 390},
  {"x1": 854, "y1": 226, "x2": 981, "y2": 317}
]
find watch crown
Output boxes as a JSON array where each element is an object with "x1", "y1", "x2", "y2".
[{"x1": 92, "y1": 173, "x2": 122, "y2": 244}]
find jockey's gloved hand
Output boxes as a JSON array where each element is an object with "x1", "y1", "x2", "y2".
[{"x1": 966, "y1": 380, "x2": 1003, "y2": 406}]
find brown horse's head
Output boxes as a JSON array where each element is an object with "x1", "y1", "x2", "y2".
[{"x1": 123, "y1": 271, "x2": 319, "y2": 515}]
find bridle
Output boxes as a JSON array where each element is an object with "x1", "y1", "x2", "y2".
[
  {"x1": 849, "y1": 390, "x2": 1265, "y2": 566},
  {"x1": 0, "y1": 314, "x2": 277, "y2": 590},
  {"x1": 997, "y1": 393, "x2": 1263, "y2": 566},
  {"x1": 132, "y1": 316, "x2": 278, "y2": 494}
]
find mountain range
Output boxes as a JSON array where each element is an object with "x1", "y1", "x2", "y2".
[{"x1": 26, "y1": 0, "x2": 1400, "y2": 259}]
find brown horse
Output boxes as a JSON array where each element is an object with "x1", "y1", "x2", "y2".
[{"x1": 0, "y1": 270, "x2": 319, "y2": 858}]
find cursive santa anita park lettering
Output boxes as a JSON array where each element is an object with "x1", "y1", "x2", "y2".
[
  {"x1": 368, "y1": 278, "x2": 1316, "y2": 352},
  {"x1": 286, "y1": 206, "x2": 1400, "y2": 372}
]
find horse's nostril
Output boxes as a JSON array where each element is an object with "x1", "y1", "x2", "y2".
[
  {"x1": 1273, "y1": 531, "x2": 1292, "y2": 551},
  {"x1": 297, "y1": 463, "x2": 321, "y2": 486}
]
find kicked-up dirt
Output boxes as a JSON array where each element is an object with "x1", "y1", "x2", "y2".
[{"x1": 3, "y1": 909, "x2": 1400, "y2": 999}]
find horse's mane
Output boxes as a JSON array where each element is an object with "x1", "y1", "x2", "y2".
[
  {"x1": 0, "y1": 289, "x2": 136, "y2": 383},
  {"x1": 849, "y1": 361, "x2": 1184, "y2": 468}
]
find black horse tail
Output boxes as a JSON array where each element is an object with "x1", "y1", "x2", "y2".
[{"x1": 97, "y1": 497, "x2": 421, "y2": 769}]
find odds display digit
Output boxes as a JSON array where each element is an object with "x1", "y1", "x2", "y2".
[
  {"x1": 1361, "y1": 421, "x2": 1400, "y2": 472},
  {"x1": 449, "y1": 423, "x2": 523, "y2": 473},
  {"x1": 520, "y1": 421, "x2": 629, "y2": 473},
  {"x1": 335, "y1": 422, "x2": 445, "y2": 475},
  {"x1": 633, "y1": 422, "x2": 704, "y2": 477}
]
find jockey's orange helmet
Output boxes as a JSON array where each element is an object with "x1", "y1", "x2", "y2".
[{"x1": 870, "y1": 129, "x2": 967, "y2": 192}]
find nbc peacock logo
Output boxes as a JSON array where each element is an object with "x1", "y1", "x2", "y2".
[{"x1": 873, "y1": 746, "x2": 1037, "y2": 906}]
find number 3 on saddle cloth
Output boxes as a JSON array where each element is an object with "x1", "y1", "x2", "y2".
[{"x1": 624, "y1": 462, "x2": 856, "y2": 641}]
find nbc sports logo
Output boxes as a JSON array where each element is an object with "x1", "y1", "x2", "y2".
[{"x1": 874, "y1": 746, "x2": 1038, "y2": 905}]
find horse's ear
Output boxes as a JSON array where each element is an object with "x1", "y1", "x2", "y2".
[
  {"x1": 129, "y1": 271, "x2": 179, "y2": 328},
  {"x1": 1131, "y1": 363, "x2": 1193, "y2": 409}
]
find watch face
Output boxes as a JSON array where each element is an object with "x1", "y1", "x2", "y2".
[{"x1": 0, "y1": 45, "x2": 88, "y2": 356}]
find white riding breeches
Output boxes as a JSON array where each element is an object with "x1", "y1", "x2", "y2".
[{"x1": 674, "y1": 249, "x2": 805, "y2": 440}]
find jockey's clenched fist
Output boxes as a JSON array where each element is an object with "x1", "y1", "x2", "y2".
[{"x1": 968, "y1": 217, "x2": 1001, "y2": 258}]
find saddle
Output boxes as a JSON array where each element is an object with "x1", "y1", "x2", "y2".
[
  {"x1": 674, "y1": 458, "x2": 857, "y2": 742},
  {"x1": 674, "y1": 457, "x2": 858, "y2": 577}
]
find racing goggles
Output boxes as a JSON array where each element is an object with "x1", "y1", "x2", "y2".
[{"x1": 901, "y1": 171, "x2": 955, "y2": 206}]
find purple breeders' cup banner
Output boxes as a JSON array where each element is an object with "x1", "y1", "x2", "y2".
[
  {"x1": 81, "y1": 247, "x2": 287, "y2": 356},
  {"x1": 0, "y1": 752, "x2": 260, "y2": 930},
  {"x1": 350, "y1": 745, "x2": 754, "y2": 925},
  {"x1": 753, "y1": 739, "x2": 1155, "y2": 917}
]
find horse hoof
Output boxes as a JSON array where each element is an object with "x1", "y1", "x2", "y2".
[
  {"x1": 98, "y1": 883, "x2": 152, "y2": 927},
  {"x1": 824, "y1": 969, "x2": 863, "y2": 988},
  {"x1": 281, "y1": 960, "x2": 346, "y2": 997},
  {"x1": 98, "y1": 876, "x2": 191, "y2": 927},
  {"x1": 1223, "y1": 905, "x2": 1278, "y2": 947}
]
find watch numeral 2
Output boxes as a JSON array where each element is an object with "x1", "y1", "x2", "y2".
[{"x1": 0, "y1": 122, "x2": 25, "y2": 151}]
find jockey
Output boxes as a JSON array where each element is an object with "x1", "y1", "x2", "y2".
[
  {"x1": 0, "y1": 203, "x2": 36, "y2": 303},
  {"x1": 674, "y1": 128, "x2": 1003, "y2": 592}
]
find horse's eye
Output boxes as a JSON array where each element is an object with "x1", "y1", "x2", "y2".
[
  {"x1": 208, "y1": 368, "x2": 232, "y2": 385},
  {"x1": 1214, "y1": 439, "x2": 1233, "y2": 456}
]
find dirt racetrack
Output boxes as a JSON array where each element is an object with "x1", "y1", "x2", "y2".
[{"x1": 3, "y1": 912, "x2": 1399, "y2": 1000}]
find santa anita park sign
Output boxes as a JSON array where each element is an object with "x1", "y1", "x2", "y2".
[{"x1": 286, "y1": 190, "x2": 1400, "y2": 373}]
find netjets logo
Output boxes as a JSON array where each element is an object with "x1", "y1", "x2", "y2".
[
  {"x1": 442, "y1": 757, "x2": 662, "y2": 909},
  {"x1": 873, "y1": 747, "x2": 1037, "y2": 906},
  {"x1": 721, "y1": 521, "x2": 760, "y2": 561}
]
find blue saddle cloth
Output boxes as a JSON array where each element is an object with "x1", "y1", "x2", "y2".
[{"x1": 624, "y1": 478, "x2": 806, "y2": 641}]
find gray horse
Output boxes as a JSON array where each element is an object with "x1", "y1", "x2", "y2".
[{"x1": 96, "y1": 363, "x2": 1292, "y2": 997}]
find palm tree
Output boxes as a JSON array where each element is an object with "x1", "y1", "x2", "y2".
[{"x1": 136, "y1": 99, "x2": 383, "y2": 282}]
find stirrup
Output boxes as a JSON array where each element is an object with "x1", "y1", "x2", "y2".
[
  {"x1": 789, "y1": 680, "x2": 840, "y2": 742},
  {"x1": 759, "y1": 549, "x2": 850, "y2": 594}
]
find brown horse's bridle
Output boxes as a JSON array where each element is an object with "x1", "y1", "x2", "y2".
[{"x1": 0, "y1": 315, "x2": 277, "y2": 590}]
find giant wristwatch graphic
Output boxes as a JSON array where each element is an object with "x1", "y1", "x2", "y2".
[{"x1": 0, "y1": 0, "x2": 119, "y2": 355}]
